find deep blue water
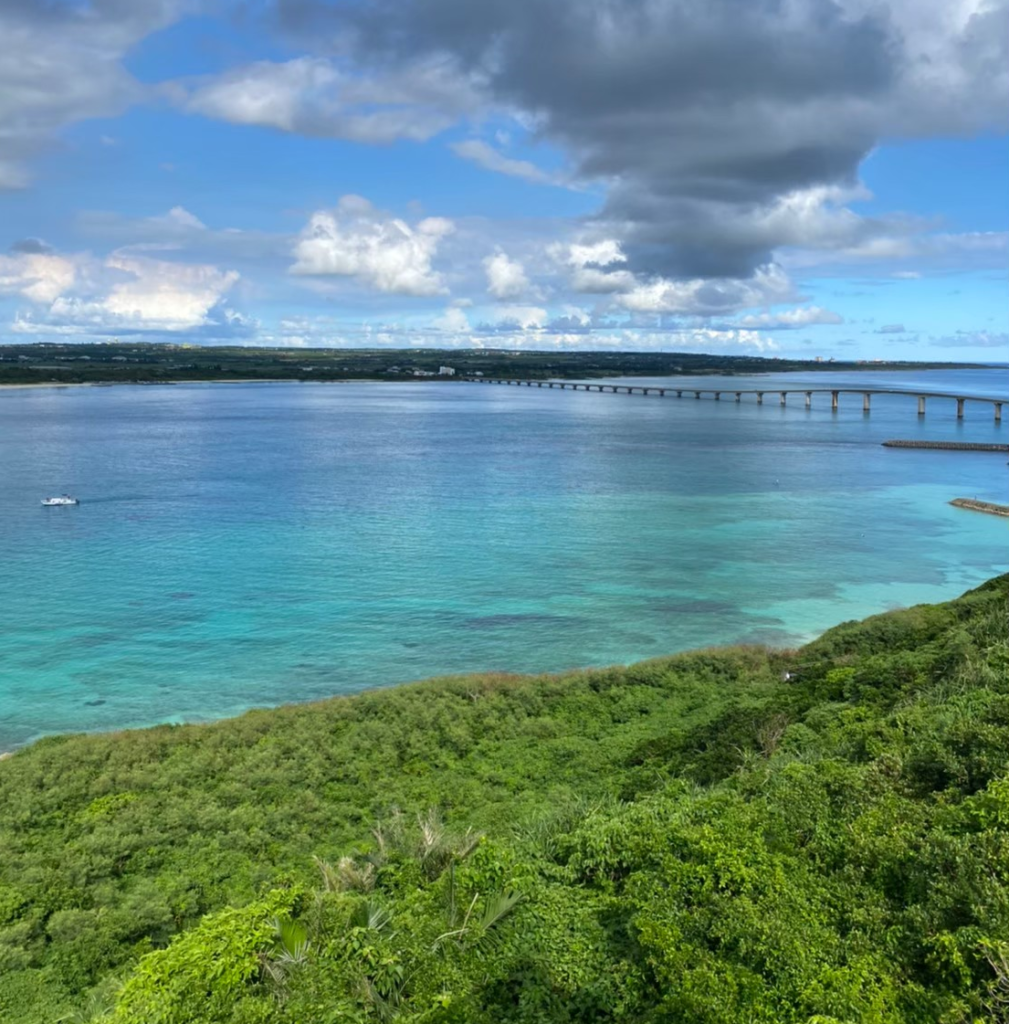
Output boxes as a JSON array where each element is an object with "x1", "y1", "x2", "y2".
[{"x1": 1, "y1": 368, "x2": 1006, "y2": 749}]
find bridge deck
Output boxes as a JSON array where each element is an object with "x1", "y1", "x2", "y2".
[
  {"x1": 461, "y1": 378, "x2": 1006, "y2": 417},
  {"x1": 463, "y1": 380, "x2": 999, "y2": 403}
]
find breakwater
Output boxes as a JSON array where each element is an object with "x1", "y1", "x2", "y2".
[
  {"x1": 950, "y1": 498, "x2": 1009, "y2": 518},
  {"x1": 883, "y1": 440, "x2": 1009, "y2": 452}
]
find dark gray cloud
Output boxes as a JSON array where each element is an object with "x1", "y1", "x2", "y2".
[
  {"x1": 0, "y1": 0, "x2": 183, "y2": 187},
  {"x1": 9, "y1": 237, "x2": 53, "y2": 254},
  {"x1": 268, "y1": 0, "x2": 1008, "y2": 279}
]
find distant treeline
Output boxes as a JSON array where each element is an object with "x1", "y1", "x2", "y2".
[
  {"x1": 1, "y1": 576, "x2": 1009, "y2": 1022},
  {"x1": 0, "y1": 342, "x2": 980, "y2": 386}
]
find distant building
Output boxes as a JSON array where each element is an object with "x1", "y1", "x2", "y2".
[
  {"x1": 438, "y1": 366, "x2": 456, "y2": 376},
  {"x1": 473, "y1": 371, "x2": 484, "y2": 377},
  {"x1": 413, "y1": 369, "x2": 436, "y2": 377}
]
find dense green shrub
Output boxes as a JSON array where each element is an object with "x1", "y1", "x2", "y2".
[{"x1": 0, "y1": 575, "x2": 1007, "y2": 1022}]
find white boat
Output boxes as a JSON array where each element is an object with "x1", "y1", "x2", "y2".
[{"x1": 41, "y1": 495, "x2": 79, "y2": 506}]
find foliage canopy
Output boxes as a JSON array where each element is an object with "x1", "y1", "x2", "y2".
[{"x1": 1, "y1": 575, "x2": 1008, "y2": 1022}]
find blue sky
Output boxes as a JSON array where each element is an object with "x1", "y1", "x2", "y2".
[{"x1": 0, "y1": 0, "x2": 1006, "y2": 360}]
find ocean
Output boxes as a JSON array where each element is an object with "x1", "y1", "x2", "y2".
[{"x1": 1, "y1": 367, "x2": 1006, "y2": 749}]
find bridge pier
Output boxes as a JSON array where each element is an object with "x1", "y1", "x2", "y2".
[
  {"x1": 676, "y1": 391, "x2": 683, "y2": 398},
  {"x1": 735, "y1": 392, "x2": 741, "y2": 402},
  {"x1": 957, "y1": 397, "x2": 965, "y2": 419},
  {"x1": 917, "y1": 396, "x2": 925, "y2": 415},
  {"x1": 831, "y1": 391, "x2": 839, "y2": 411},
  {"x1": 805, "y1": 392, "x2": 812, "y2": 408},
  {"x1": 694, "y1": 391, "x2": 701, "y2": 399},
  {"x1": 714, "y1": 392, "x2": 720, "y2": 400},
  {"x1": 863, "y1": 393, "x2": 871, "y2": 413},
  {"x1": 996, "y1": 403, "x2": 1003, "y2": 424},
  {"x1": 780, "y1": 392, "x2": 787, "y2": 406},
  {"x1": 756, "y1": 392, "x2": 763, "y2": 405}
]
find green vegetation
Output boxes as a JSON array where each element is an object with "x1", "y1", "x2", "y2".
[
  {"x1": 1, "y1": 576, "x2": 1008, "y2": 1022},
  {"x1": 0, "y1": 341, "x2": 976, "y2": 386}
]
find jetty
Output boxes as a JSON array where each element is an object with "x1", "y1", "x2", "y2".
[
  {"x1": 463, "y1": 378, "x2": 1007, "y2": 422},
  {"x1": 950, "y1": 498, "x2": 1009, "y2": 518},
  {"x1": 883, "y1": 441, "x2": 1009, "y2": 452}
]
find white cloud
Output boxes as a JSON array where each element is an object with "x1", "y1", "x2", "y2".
[
  {"x1": 152, "y1": 206, "x2": 207, "y2": 231},
  {"x1": 483, "y1": 252, "x2": 531, "y2": 299},
  {"x1": 784, "y1": 226, "x2": 1008, "y2": 275},
  {"x1": 735, "y1": 306, "x2": 844, "y2": 329},
  {"x1": 617, "y1": 265, "x2": 795, "y2": 316},
  {"x1": 570, "y1": 266, "x2": 637, "y2": 294},
  {"x1": 291, "y1": 196, "x2": 454, "y2": 296},
  {"x1": 177, "y1": 56, "x2": 480, "y2": 144},
  {"x1": 97, "y1": 253, "x2": 239, "y2": 329},
  {"x1": 4, "y1": 245, "x2": 243, "y2": 338},
  {"x1": 491, "y1": 305, "x2": 549, "y2": 330},
  {"x1": 550, "y1": 239, "x2": 637, "y2": 293},
  {"x1": 431, "y1": 306, "x2": 471, "y2": 332},
  {"x1": 563, "y1": 240, "x2": 627, "y2": 268},
  {"x1": 451, "y1": 140, "x2": 556, "y2": 185},
  {"x1": 931, "y1": 330, "x2": 1009, "y2": 349},
  {"x1": 0, "y1": 252, "x2": 80, "y2": 304}
]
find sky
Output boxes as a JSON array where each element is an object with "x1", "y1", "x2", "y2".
[{"x1": 0, "y1": 0, "x2": 1006, "y2": 360}]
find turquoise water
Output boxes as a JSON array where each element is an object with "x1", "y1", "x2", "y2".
[{"x1": 1, "y1": 368, "x2": 1006, "y2": 749}]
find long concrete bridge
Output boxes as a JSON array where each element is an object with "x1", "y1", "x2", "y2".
[{"x1": 463, "y1": 378, "x2": 1006, "y2": 422}]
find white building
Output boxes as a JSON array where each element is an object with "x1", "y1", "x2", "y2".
[{"x1": 438, "y1": 366, "x2": 456, "y2": 376}]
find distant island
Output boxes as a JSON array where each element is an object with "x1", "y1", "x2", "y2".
[{"x1": 0, "y1": 341, "x2": 986, "y2": 388}]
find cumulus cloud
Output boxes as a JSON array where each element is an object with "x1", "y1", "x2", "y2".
[
  {"x1": 279, "y1": 0, "x2": 1007, "y2": 279},
  {"x1": 3, "y1": 243, "x2": 245, "y2": 339},
  {"x1": 431, "y1": 306, "x2": 471, "y2": 332},
  {"x1": 549, "y1": 239, "x2": 636, "y2": 293},
  {"x1": 175, "y1": 55, "x2": 481, "y2": 144},
  {"x1": 483, "y1": 252, "x2": 532, "y2": 299},
  {"x1": 96, "y1": 253, "x2": 240, "y2": 330},
  {"x1": 489, "y1": 305, "x2": 549, "y2": 330},
  {"x1": 616, "y1": 265, "x2": 796, "y2": 316},
  {"x1": 876, "y1": 323, "x2": 907, "y2": 334},
  {"x1": 451, "y1": 140, "x2": 556, "y2": 184},
  {"x1": 0, "y1": 251, "x2": 80, "y2": 304},
  {"x1": 291, "y1": 196, "x2": 455, "y2": 296}
]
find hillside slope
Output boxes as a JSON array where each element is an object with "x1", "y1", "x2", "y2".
[{"x1": 1, "y1": 575, "x2": 1007, "y2": 1022}]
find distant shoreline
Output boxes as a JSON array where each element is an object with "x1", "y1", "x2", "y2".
[
  {"x1": 1, "y1": 366, "x2": 998, "y2": 395},
  {"x1": 0, "y1": 378, "x2": 391, "y2": 391}
]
